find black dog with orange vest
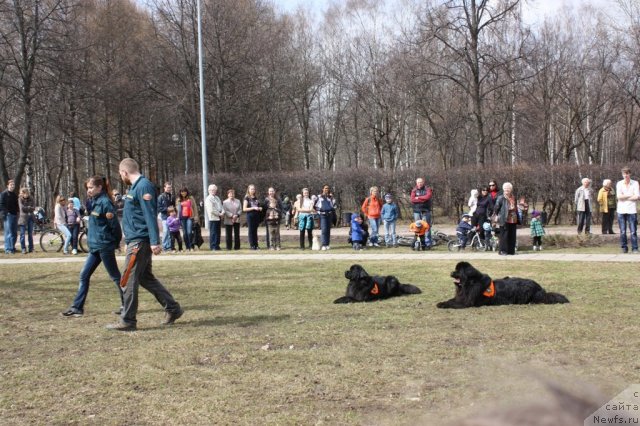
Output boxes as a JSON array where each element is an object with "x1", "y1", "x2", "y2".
[
  {"x1": 334, "y1": 264, "x2": 422, "y2": 303},
  {"x1": 437, "y1": 261, "x2": 569, "y2": 308}
]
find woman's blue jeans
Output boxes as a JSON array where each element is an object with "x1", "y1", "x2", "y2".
[
  {"x1": 368, "y1": 218, "x2": 380, "y2": 244},
  {"x1": 181, "y1": 218, "x2": 193, "y2": 249},
  {"x1": 56, "y1": 224, "x2": 72, "y2": 253},
  {"x1": 383, "y1": 220, "x2": 396, "y2": 245},
  {"x1": 68, "y1": 223, "x2": 79, "y2": 250},
  {"x1": 320, "y1": 214, "x2": 332, "y2": 246},
  {"x1": 71, "y1": 249, "x2": 123, "y2": 312},
  {"x1": 19, "y1": 217, "x2": 34, "y2": 252}
]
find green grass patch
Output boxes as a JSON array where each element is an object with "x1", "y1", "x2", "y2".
[{"x1": 1, "y1": 260, "x2": 638, "y2": 424}]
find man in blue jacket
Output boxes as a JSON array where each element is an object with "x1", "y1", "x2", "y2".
[
  {"x1": 157, "y1": 182, "x2": 174, "y2": 252},
  {"x1": 106, "y1": 158, "x2": 183, "y2": 331}
]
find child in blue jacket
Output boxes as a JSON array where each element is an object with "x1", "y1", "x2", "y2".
[
  {"x1": 456, "y1": 213, "x2": 474, "y2": 250},
  {"x1": 380, "y1": 193, "x2": 398, "y2": 247},
  {"x1": 350, "y1": 213, "x2": 366, "y2": 250}
]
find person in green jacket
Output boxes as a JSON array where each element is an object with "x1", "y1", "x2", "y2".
[
  {"x1": 61, "y1": 176, "x2": 123, "y2": 317},
  {"x1": 106, "y1": 158, "x2": 183, "y2": 331}
]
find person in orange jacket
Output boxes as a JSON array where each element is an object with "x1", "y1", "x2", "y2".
[
  {"x1": 361, "y1": 186, "x2": 383, "y2": 247},
  {"x1": 409, "y1": 219, "x2": 430, "y2": 250}
]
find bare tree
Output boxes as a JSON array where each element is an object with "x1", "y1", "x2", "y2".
[
  {"x1": 415, "y1": 0, "x2": 525, "y2": 165},
  {"x1": 0, "y1": 0, "x2": 67, "y2": 189}
]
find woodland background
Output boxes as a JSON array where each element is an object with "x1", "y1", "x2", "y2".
[{"x1": 2, "y1": 0, "x2": 640, "y2": 221}]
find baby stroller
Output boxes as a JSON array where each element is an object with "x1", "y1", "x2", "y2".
[{"x1": 482, "y1": 221, "x2": 498, "y2": 251}]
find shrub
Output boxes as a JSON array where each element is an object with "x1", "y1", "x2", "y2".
[{"x1": 171, "y1": 162, "x2": 639, "y2": 225}]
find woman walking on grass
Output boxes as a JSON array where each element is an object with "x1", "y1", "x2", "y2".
[{"x1": 61, "y1": 176, "x2": 124, "y2": 317}]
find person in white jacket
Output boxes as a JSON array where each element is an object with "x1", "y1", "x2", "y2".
[
  {"x1": 205, "y1": 184, "x2": 224, "y2": 251},
  {"x1": 616, "y1": 167, "x2": 640, "y2": 253},
  {"x1": 468, "y1": 189, "x2": 478, "y2": 215}
]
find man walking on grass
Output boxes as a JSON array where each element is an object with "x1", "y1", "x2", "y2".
[{"x1": 106, "y1": 158, "x2": 183, "y2": 331}]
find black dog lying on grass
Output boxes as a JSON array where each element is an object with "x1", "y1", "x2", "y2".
[
  {"x1": 437, "y1": 261, "x2": 569, "y2": 309},
  {"x1": 334, "y1": 264, "x2": 422, "y2": 303}
]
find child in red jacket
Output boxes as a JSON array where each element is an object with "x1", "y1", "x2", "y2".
[{"x1": 361, "y1": 186, "x2": 383, "y2": 247}]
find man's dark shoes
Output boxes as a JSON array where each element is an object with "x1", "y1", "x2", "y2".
[
  {"x1": 105, "y1": 322, "x2": 136, "y2": 331},
  {"x1": 162, "y1": 308, "x2": 184, "y2": 325},
  {"x1": 61, "y1": 308, "x2": 83, "y2": 317}
]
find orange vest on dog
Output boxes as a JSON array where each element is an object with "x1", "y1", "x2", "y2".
[{"x1": 483, "y1": 281, "x2": 495, "y2": 298}]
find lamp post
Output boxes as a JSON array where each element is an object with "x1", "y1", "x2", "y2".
[{"x1": 197, "y1": 0, "x2": 208, "y2": 229}]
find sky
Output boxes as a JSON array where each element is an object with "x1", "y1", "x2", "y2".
[{"x1": 273, "y1": 0, "x2": 613, "y2": 20}]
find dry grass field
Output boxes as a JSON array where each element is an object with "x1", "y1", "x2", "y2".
[{"x1": 1, "y1": 259, "x2": 638, "y2": 425}]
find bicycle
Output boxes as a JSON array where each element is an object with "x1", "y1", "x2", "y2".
[
  {"x1": 397, "y1": 229, "x2": 451, "y2": 249},
  {"x1": 447, "y1": 229, "x2": 495, "y2": 252},
  {"x1": 431, "y1": 229, "x2": 452, "y2": 247},
  {"x1": 40, "y1": 217, "x2": 88, "y2": 253}
]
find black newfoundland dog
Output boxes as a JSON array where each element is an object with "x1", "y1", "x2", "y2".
[
  {"x1": 334, "y1": 264, "x2": 422, "y2": 303},
  {"x1": 437, "y1": 261, "x2": 569, "y2": 309}
]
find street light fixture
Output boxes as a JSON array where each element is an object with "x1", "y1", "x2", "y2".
[{"x1": 171, "y1": 132, "x2": 187, "y2": 175}]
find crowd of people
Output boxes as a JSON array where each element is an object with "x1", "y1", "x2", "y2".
[
  {"x1": 0, "y1": 164, "x2": 637, "y2": 333},
  {"x1": 2, "y1": 166, "x2": 640, "y2": 324},
  {"x1": 1, "y1": 168, "x2": 640, "y2": 257},
  {"x1": 454, "y1": 167, "x2": 639, "y2": 254}
]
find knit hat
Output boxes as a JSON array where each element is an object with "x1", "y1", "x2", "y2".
[
  {"x1": 531, "y1": 210, "x2": 541, "y2": 218},
  {"x1": 414, "y1": 221, "x2": 423, "y2": 228},
  {"x1": 384, "y1": 193, "x2": 393, "y2": 200}
]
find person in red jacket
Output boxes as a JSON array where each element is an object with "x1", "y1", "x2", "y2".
[
  {"x1": 410, "y1": 177, "x2": 433, "y2": 247},
  {"x1": 361, "y1": 186, "x2": 383, "y2": 247}
]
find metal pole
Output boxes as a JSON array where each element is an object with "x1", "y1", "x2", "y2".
[
  {"x1": 197, "y1": 0, "x2": 209, "y2": 230},
  {"x1": 184, "y1": 131, "x2": 188, "y2": 175}
]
